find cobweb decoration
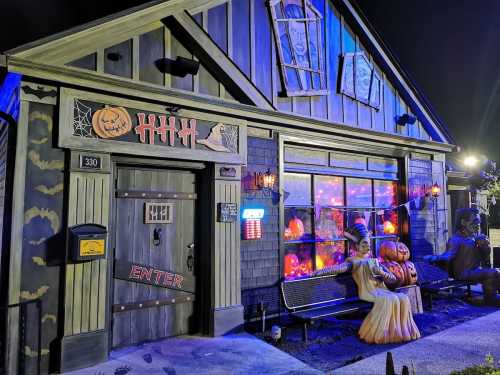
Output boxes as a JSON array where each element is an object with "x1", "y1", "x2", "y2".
[
  {"x1": 222, "y1": 125, "x2": 238, "y2": 153},
  {"x1": 73, "y1": 99, "x2": 96, "y2": 138}
]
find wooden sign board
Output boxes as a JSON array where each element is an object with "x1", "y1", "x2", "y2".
[
  {"x1": 217, "y1": 203, "x2": 238, "y2": 223},
  {"x1": 59, "y1": 88, "x2": 247, "y2": 165},
  {"x1": 114, "y1": 259, "x2": 195, "y2": 293}
]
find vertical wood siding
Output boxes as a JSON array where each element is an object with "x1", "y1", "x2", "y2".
[
  {"x1": 214, "y1": 180, "x2": 241, "y2": 308},
  {"x1": 19, "y1": 102, "x2": 64, "y2": 374},
  {"x1": 64, "y1": 172, "x2": 110, "y2": 336},
  {"x1": 64, "y1": 0, "x2": 434, "y2": 142}
]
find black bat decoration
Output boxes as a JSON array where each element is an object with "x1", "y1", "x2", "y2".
[{"x1": 22, "y1": 85, "x2": 57, "y2": 100}]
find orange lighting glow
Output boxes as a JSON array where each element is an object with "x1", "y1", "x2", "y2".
[
  {"x1": 383, "y1": 220, "x2": 396, "y2": 234},
  {"x1": 431, "y1": 183, "x2": 441, "y2": 198}
]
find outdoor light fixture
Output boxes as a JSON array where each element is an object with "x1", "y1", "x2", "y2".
[
  {"x1": 463, "y1": 155, "x2": 479, "y2": 168},
  {"x1": 430, "y1": 182, "x2": 441, "y2": 255},
  {"x1": 395, "y1": 113, "x2": 417, "y2": 126},
  {"x1": 251, "y1": 169, "x2": 277, "y2": 197},
  {"x1": 431, "y1": 182, "x2": 441, "y2": 198},
  {"x1": 242, "y1": 208, "x2": 264, "y2": 240},
  {"x1": 155, "y1": 56, "x2": 200, "y2": 77},
  {"x1": 255, "y1": 169, "x2": 276, "y2": 190}
]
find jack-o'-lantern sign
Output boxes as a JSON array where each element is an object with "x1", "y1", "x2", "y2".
[
  {"x1": 284, "y1": 227, "x2": 293, "y2": 241},
  {"x1": 284, "y1": 253, "x2": 299, "y2": 277},
  {"x1": 379, "y1": 240, "x2": 410, "y2": 262},
  {"x1": 380, "y1": 260, "x2": 405, "y2": 287},
  {"x1": 400, "y1": 260, "x2": 418, "y2": 285},
  {"x1": 287, "y1": 217, "x2": 305, "y2": 240},
  {"x1": 92, "y1": 106, "x2": 132, "y2": 139}
]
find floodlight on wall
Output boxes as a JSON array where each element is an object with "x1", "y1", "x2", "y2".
[
  {"x1": 155, "y1": 56, "x2": 200, "y2": 77},
  {"x1": 106, "y1": 52, "x2": 123, "y2": 61},
  {"x1": 395, "y1": 113, "x2": 417, "y2": 126}
]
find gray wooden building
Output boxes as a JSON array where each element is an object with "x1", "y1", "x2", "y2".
[{"x1": 0, "y1": 0, "x2": 454, "y2": 373}]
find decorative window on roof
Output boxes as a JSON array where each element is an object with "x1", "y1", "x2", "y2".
[
  {"x1": 269, "y1": 0, "x2": 327, "y2": 97},
  {"x1": 341, "y1": 52, "x2": 381, "y2": 109}
]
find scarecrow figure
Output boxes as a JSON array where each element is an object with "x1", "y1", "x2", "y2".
[
  {"x1": 314, "y1": 223, "x2": 421, "y2": 344},
  {"x1": 427, "y1": 207, "x2": 500, "y2": 306}
]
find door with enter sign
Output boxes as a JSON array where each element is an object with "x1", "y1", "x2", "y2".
[{"x1": 112, "y1": 166, "x2": 196, "y2": 348}]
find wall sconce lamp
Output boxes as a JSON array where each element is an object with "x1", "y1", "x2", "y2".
[
  {"x1": 254, "y1": 169, "x2": 277, "y2": 196},
  {"x1": 431, "y1": 182, "x2": 441, "y2": 198}
]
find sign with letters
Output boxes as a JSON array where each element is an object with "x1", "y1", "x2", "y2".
[
  {"x1": 114, "y1": 259, "x2": 195, "y2": 293},
  {"x1": 217, "y1": 203, "x2": 238, "y2": 223},
  {"x1": 59, "y1": 88, "x2": 247, "y2": 165}
]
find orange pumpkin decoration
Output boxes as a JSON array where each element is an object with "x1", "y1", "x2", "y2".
[
  {"x1": 396, "y1": 242, "x2": 410, "y2": 262},
  {"x1": 379, "y1": 240, "x2": 410, "y2": 262},
  {"x1": 400, "y1": 260, "x2": 418, "y2": 285},
  {"x1": 284, "y1": 253, "x2": 300, "y2": 278},
  {"x1": 92, "y1": 106, "x2": 132, "y2": 139},
  {"x1": 287, "y1": 217, "x2": 305, "y2": 240},
  {"x1": 380, "y1": 260, "x2": 405, "y2": 287},
  {"x1": 379, "y1": 240, "x2": 397, "y2": 260}
]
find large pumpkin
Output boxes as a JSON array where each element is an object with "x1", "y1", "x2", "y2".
[
  {"x1": 379, "y1": 240, "x2": 410, "y2": 262},
  {"x1": 400, "y1": 260, "x2": 418, "y2": 285},
  {"x1": 92, "y1": 106, "x2": 132, "y2": 139},
  {"x1": 287, "y1": 217, "x2": 305, "y2": 239},
  {"x1": 380, "y1": 260, "x2": 405, "y2": 287}
]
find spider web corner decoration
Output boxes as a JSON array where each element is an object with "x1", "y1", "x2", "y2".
[{"x1": 73, "y1": 99, "x2": 96, "y2": 138}]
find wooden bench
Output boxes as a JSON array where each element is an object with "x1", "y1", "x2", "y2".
[
  {"x1": 415, "y1": 261, "x2": 473, "y2": 309},
  {"x1": 281, "y1": 274, "x2": 372, "y2": 342}
]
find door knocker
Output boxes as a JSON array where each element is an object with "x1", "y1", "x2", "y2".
[{"x1": 153, "y1": 228, "x2": 162, "y2": 246}]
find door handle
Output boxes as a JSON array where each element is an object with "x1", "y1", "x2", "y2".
[
  {"x1": 187, "y1": 243, "x2": 195, "y2": 272},
  {"x1": 153, "y1": 228, "x2": 162, "y2": 246}
]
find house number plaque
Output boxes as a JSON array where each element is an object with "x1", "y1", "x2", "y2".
[{"x1": 79, "y1": 154, "x2": 102, "y2": 170}]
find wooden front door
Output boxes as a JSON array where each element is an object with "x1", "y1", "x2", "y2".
[{"x1": 112, "y1": 166, "x2": 196, "y2": 348}]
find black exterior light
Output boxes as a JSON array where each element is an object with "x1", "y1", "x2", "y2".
[
  {"x1": 395, "y1": 113, "x2": 417, "y2": 126},
  {"x1": 155, "y1": 56, "x2": 200, "y2": 77}
]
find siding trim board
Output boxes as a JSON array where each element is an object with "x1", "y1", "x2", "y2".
[{"x1": 8, "y1": 57, "x2": 452, "y2": 153}]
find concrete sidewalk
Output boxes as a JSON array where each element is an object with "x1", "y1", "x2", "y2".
[
  {"x1": 334, "y1": 310, "x2": 500, "y2": 375},
  {"x1": 65, "y1": 332, "x2": 322, "y2": 375},
  {"x1": 66, "y1": 310, "x2": 500, "y2": 375}
]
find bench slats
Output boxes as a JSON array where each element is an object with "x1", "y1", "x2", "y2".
[
  {"x1": 292, "y1": 300, "x2": 372, "y2": 321},
  {"x1": 282, "y1": 274, "x2": 358, "y2": 310}
]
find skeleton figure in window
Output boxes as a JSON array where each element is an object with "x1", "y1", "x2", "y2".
[
  {"x1": 426, "y1": 207, "x2": 500, "y2": 306},
  {"x1": 314, "y1": 223, "x2": 421, "y2": 344}
]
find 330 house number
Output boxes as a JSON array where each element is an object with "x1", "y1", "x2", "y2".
[{"x1": 79, "y1": 155, "x2": 102, "y2": 170}]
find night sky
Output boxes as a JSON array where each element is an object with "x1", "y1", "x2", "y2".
[{"x1": 2, "y1": 0, "x2": 499, "y2": 164}]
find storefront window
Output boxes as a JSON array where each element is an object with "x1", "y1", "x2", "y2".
[
  {"x1": 283, "y1": 172, "x2": 399, "y2": 280},
  {"x1": 346, "y1": 178, "x2": 372, "y2": 207},
  {"x1": 283, "y1": 172, "x2": 311, "y2": 206}
]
